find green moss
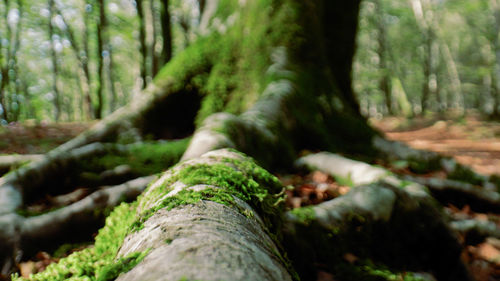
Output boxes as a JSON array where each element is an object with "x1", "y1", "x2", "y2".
[
  {"x1": 407, "y1": 157, "x2": 441, "y2": 174},
  {"x1": 52, "y1": 243, "x2": 92, "y2": 258},
  {"x1": 290, "y1": 206, "x2": 316, "y2": 225},
  {"x1": 334, "y1": 174, "x2": 354, "y2": 187},
  {"x1": 447, "y1": 164, "x2": 484, "y2": 186},
  {"x1": 13, "y1": 202, "x2": 145, "y2": 281},
  {"x1": 192, "y1": 0, "x2": 304, "y2": 126},
  {"x1": 135, "y1": 151, "x2": 286, "y2": 234},
  {"x1": 80, "y1": 138, "x2": 189, "y2": 177},
  {"x1": 95, "y1": 251, "x2": 148, "y2": 281}
]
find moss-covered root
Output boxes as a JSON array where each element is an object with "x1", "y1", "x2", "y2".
[
  {"x1": 283, "y1": 184, "x2": 473, "y2": 281},
  {"x1": 13, "y1": 149, "x2": 293, "y2": 281},
  {"x1": 115, "y1": 149, "x2": 293, "y2": 281}
]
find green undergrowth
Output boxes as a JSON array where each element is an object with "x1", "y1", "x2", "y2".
[
  {"x1": 12, "y1": 202, "x2": 146, "y2": 281},
  {"x1": 290, "y1": 206, "x2": 316, "y2": 225},
  {"x1": 135, "y1": 150, "x2": 286, "y2": 234},
  {"x1": 80, "y1": 138, "x2": 189, "y2": 176},
  {"x1": 447, "y1": 163, "x2": 485, "y2": 186}
]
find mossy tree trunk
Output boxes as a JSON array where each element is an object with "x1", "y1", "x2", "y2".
[{"x1": 0, "y1": 0, "x2": 487, "y2": 280}]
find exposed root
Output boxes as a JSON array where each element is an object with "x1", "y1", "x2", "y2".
[
  {"x1": 405, "y1": 176, "x2": 500, "y2": 213},
  {"x1": 451, "y1": 219, "x2": 500, "y2": 242},
  {"x1": 0, "y1": 175, "x2": 155, "y2": 276},
  {"x1": 0, "y1": 155, "x2": 43, "y2": 176},
  {"x1": 284, "y1": 183, "x2": 473, "y2": 281}
]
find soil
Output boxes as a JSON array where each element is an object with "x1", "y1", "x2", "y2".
[
  {"x1": 0, "y1": 121, "x2": 91, "y2": 154},
  {"x1": 371, "y1": 115, "x2": 500, "y2": 176}
]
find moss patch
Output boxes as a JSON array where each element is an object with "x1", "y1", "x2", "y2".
[
  {"x1": 290, "y1": 206, "x2": 316, "y2": 225},
  {"x1": 135, "y1": 150, "x2": 286, "y2": 234},
  {"x1": 13, "y1": 203, "x2": 146, "y2": 281},
  {"x1": 80, "y1": 138, "x2": 189, "y2": 177}
]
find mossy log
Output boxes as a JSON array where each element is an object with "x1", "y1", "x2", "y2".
[{"x1": 13, "y1": 149, "x2": 294, "y2": 281}]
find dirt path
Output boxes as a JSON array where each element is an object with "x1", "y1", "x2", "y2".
[
  {"x1": 0, "y1": 122, "x2": 91, "y2": 154},
  {"x1": 372, "y1": 116, "x2": 500, "y2": 175}
]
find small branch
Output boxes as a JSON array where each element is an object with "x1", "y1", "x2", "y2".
[{"x1": 18, "y1": 176, "x2": 154, "y2": 258}]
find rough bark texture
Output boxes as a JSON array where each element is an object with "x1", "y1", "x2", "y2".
[{"x1": 116, "y1": 200, "x2": 290, "y2": 281}]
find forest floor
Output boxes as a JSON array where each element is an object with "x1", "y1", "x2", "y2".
[
  {"x1": 4, "y1": 116, "x2": 500, "y2": 280},
  {"x1": 0, "y1": 121, "x2": 90, "y2": 155},
  {"x1": 372, "y1": 114, "x2": 500, "y2": 280}
]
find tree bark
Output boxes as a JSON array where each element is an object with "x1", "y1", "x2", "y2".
[
  {"x1": 159, "y1": 0, "x2": 172, "y2": 66},
  {"x1": 374, "y1": 0, "x2": 393, "y2": 115},
  {"x1": 48, "y1": 0, "x2": 61, "y2": 122},
  {"x1": 136, "y1": 0, "x2": 148, "y2": 88}
]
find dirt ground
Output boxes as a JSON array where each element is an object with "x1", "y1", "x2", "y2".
[
  {"x1": 0, "y1": 121, "x2": 90, "y2": 154},
  {"x1": 371, "y1": 115, "x2": 500, "y2": 176}
]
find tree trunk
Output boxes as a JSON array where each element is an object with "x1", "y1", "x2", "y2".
[
  {"x1": 83, "y1": 0, "x2": 95, "y2": 119},
  {"x1": 136, "y1": 0, "x2": 148, "y2": 88},
  {"x1": 48, "y1": 0, "x2": 61, "y2": 122},
  {"x1": 95, "y1": 0, "x2": 107, "y2": 119},
  {"x1": 56, "y1": 2, "x2": 94, "y2": 120},
  {"x1": 159, "y1": 0, "x2": 172, "y2": 66},
  {"x1": 150, "y1": 0, "x2": 160, "y2": 77},
  {"x1": 374, "y1": 0, "x2": 393, "y2": 115}
]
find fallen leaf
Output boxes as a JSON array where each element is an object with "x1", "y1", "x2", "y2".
[
  {"x1": 18, "y1": 261, "x2": 36, "y2": 278},
  {"x1": 312, "y1": 171, "x2": 329, "y2": 183},
  {"x1": 475, "y1": 243, "x2": 500, "y2": 264},
  {"x1": 343, "y1": 253, "x2": 358, "y2": 264}
]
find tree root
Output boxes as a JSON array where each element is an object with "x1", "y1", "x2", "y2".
[
  {"x1": 0, "y1": 175, "x2": 155, "y2": 276},
  {"x1": 451, "y1": 219, "x2": 500, "y2": 242},
  {"x1": 0, "y1": 143, "x2": 123, "y2": 214},
  {"x1": 284, "y1": 183, "x2": 473, "y2": 281},
  {"x1": 0, "y1": 155, "x2": 43, "y2": 177},
  {"x1": 404, "y1": 175, "x2": 500, "y2": 213}
]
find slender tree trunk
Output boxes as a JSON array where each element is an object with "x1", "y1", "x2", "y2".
[
  {"x1": 83, "y1": 1, "x2": 95, "y2": 119},
  {"x1": 10, "y1": 0, "x2": 23, "y2": 122},
  {"x1": 95, "y1": 0, "x2": 107, "y2": 119},
  {"x1": 374, "y1": 0, "x2": 393, "y2": 115},
  {"x1": 48, "y1": 0, "x2": 61, "y2": 122},
  {"x1": 0, "y1": 0, "x2": 11, "y2": 122},
  {"x1": 136, "y1": 0, "x2": 148, "y2": 88},
  {"x1": 421, "y1": 32, "x2": 432, "y2": 114},
  {"x1": 108, "y1": 46, "x2": 117, "y2": 113},
  {"x1": 492, "y1": 5, "x2": 500, "y2": 117},
  {"x1": 440, "y1": 41, "x2": 464, "y2": 114},
  {"x1": 56, "y1": 2, "x2": 94, "y2": 120},
  {"x1": 150, "y1": 0, "x2": 160, "y2": 77},
  {"x1": 159, "y1": 0, "x2": 172, "y2": 66}
]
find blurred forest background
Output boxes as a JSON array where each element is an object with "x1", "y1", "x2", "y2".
[
  {"x1": 0, "y1": 0, "x2": 200, "y2": 123},
  {"x1": 356, "y1": 0, "x2": 500, "y2": 118},
  {"x1": 1, "y1": 0, "x2": 500, "y2": 124}
]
